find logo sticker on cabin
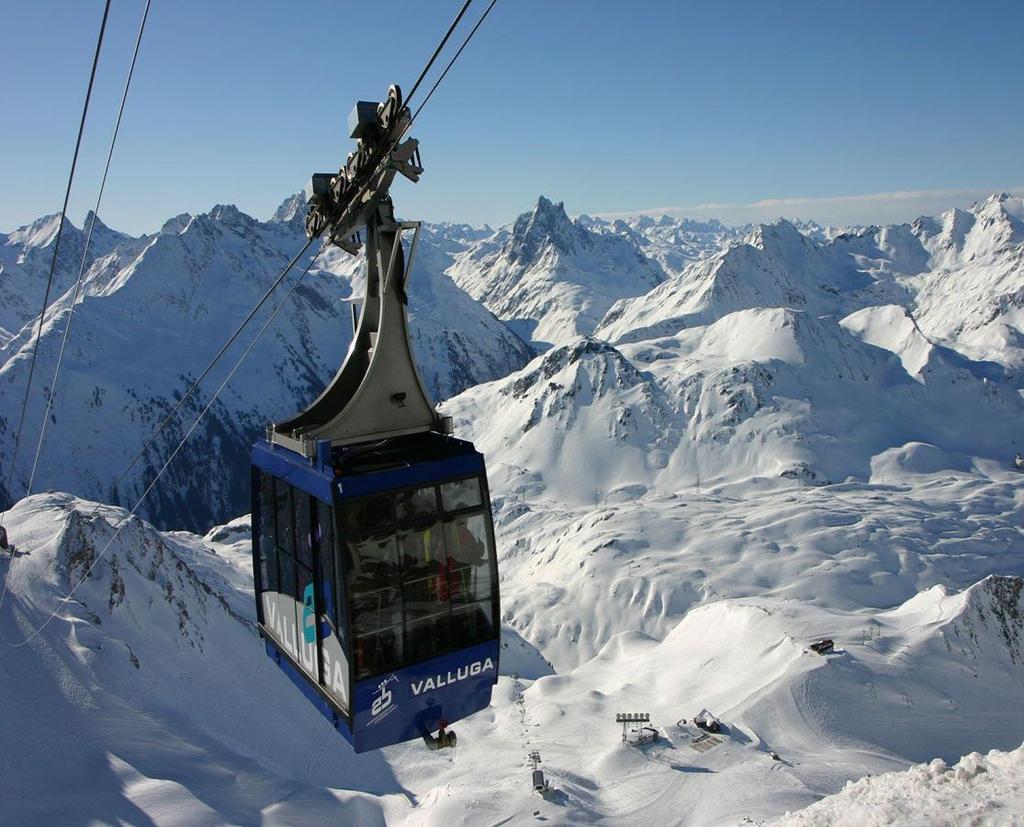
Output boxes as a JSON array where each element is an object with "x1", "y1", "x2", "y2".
[{"x1": 369, "y1": 675, "x2": 399, "y2": 725}]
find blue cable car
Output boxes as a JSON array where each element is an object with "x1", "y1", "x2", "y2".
[{"x1": 250, "y1": 86, "x2": 499, "y2": 752}]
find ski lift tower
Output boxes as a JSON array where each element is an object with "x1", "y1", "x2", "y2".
[{"x1": 616, "y1": 712, "x2": 650, "y2": 744}]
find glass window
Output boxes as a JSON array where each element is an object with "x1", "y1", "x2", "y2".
[
  {"x1": 318, "y1": 518, "x2": 337, "y2": 628},
  {"x1": 279, "y1": 551, "x2": 296, "y2": 602},
  {"x1": 402, "y1": 573, "x2": 446, "y2": 621},
  {"x1": 446, "y1": 556, "x2": 493, "y2": 606},
  {"x1": 275, "y1": 482, "x2": 293, "y2": 558},
  {"x1": 258, "y1": 473, "x2": 279, "y2": 593},
  {"x1": 397, "y1": 525, "x2": 445, "y2": 581},
  {"x1": 406, "y1": 612, "x2": 450, "y2": 664},
  {"x1": 450, "y1": 599, "x2": 495, "y2": 648},
  {"x1": 354, "y1": 624, "x2": 403, "y2": 679},
  {"x1": 444, "y1": 514, "x2": 491, "y2": 568},
  {"x1": 395, "y1": 486, "x2": 438, "y2": 522},
  {"x1": 352, "y1": 585, "x2": 402, "y2": 637},
  {"x1": 342, "y1": 495, "x2": 391, "y2": 534},
  {"x1": 340, "y1": 485, "x2": 499, "y2": 676},
  {"x1": 259, "y1": 473, "x2": 276, "y2": 555},
  {"x1": 441, "y1": 477, "x2": 482, "y2": 512},
  {"x1": 347, "y1": 534, "x2": 400, "y2": 589},
  {"x1": 295, "y1": 491, "x2": 313, "y2": 570}
]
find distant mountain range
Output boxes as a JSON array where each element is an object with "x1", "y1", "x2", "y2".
[
  {"x1": 3, "y1": 193, "x2": 1024, "y2": 824},
  {"x1": 3, "y1": 193, "x2": 1024, "y2": 533}
]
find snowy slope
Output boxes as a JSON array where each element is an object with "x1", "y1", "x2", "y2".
[
  {"x1": 0, "y1": 494, "x2": 407, "y2": 825},
  {"x1": 0, "y1": 201, "x2": 530, "y2": 531},
  {"x1": 448, "y1": 310, "x2": 1023, "y2": 514},
  {"x1": 3, "y1": 191, "x2": 1024, "y2": 824},
  {"x1": 448, "y1": 197, "x2": 666, "y2": 346},
  {"x1": 2, "y1": 495, "x2": 1022, "y2": 825}
]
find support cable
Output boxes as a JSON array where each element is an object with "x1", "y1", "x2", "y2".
[
  {"x1": 42, "y1": 0, "x2": 487, "y2": 517},
  {"x1": 404, "y1": 0, "x2": 474, "y2": 106},
  {"x1": 2, "y1": 0, "x2": 113, "y2": 521},
  {"x1": 1, "y1": 0, "x2": 501, "y2": 643},
  {"x1": 410, "y1": 0, "x2": 499, "y2": 126},
  {"x1": 2, "y1": 243, "x2": 328, "y2": 647},
  {"x1": 0, "y1": 234, "x2": 316, "y2": 616},
  {"x1": 26, "y1": 0, "x2": 154, "y2": 499}
]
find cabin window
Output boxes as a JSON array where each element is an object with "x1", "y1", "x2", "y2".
[
  {"x1": 443, "y1": 514, "x2": 493, "y2": 604},
  {"x1": 342, "y1": 495, "x2": 391, "y2": 534},
  {"x1": 295, "y1": 491, "x2": 313, "y2": 569},
  {"x1": 257, "y1": 472, "x2": 279, "y2": 593},
  {"x1": 441, "y1": 477, "x2": 482, "y2": 511},
  {"x1": 449, "y1": 599, "x2": 495, "y2": 648},
  {"x1": 275, "y1": 482, "x2": 294, "y2": 559},
  {"x1": 395, "y1": 485, "x2": 438, "y2": 521},
  {"x1": 355, "y1": 625, "x2": 403, "y2": 677},
  {"x1": 318, "y1": 509, "x2": 339, "y2": 628},
  {"x1": 342, "y1": 474, "x2": 498, "y2": 679}
]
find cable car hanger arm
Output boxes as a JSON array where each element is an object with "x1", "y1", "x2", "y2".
[{"x1": 270, "y1": 85, "x2": 446, "y2": 458}]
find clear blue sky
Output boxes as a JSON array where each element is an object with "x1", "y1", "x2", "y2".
[{"x1": 3, "y1": 0, "x2": 1023, "y2": 234}]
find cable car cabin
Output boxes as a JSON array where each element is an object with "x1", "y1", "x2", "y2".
[{"x1": 250, "y1": 431, "x2": 500, "y2": 753}]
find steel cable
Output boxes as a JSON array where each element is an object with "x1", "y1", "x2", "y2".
[
  {"x1": 2, "y1": 242, "x2": 328, "y2": 647},
  {"x1": 27, "y1": 0, "x2": 154, "y2": 500},
  {"x1": 2, "y1": 0, "x2": 501, "y2": 644},
  {"x1": 2, "y1": 0, "x2": 113, "y2": 522}
]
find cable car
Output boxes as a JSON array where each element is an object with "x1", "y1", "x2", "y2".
[{"x1": 250, "y1": 86, "x2": 499, "y2": 752}]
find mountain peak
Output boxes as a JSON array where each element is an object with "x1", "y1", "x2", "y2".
[
  {"x1": 508, "y1": 196, "x2": 587, "y2": 261},
  {"x1": 974, "y1": 192, "x2": 1024, "y2": 227},
  {"x1": 159, "y1": 213, "x2": 193, "y2": 236},
  {"x1": 208, "y1": 203, "x2": 245, "y2": 222},
  {"x1": 6, "y1": 212, "x2": 77, "y2": 248},
  {"x1": 204, "y1": 204, "x2": 261, "y2": 234},
  {"x1": 270, "y1": 192, "x2": 308, "y2": 226},
  {"x1": 83, "y1": 210, "x2": 110, "y2": 232}
]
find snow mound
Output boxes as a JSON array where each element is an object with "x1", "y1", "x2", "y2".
[
  {"x1": 870, "y1": 442, "x2": 970, "y2": 482},
  {"x1": 776, "y1": 744, "x2": 1024, "y2": 826},
  {"x1": 3, "y1": 492, "x2": 1023, "y2": 825}
]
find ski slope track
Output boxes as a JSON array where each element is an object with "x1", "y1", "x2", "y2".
[{"x1": 2, "y1": 192, "x2": 1024, "y2": 824}]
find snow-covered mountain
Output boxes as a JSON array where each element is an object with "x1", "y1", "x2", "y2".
[
  {"x1": 597, "y1": 195, "x2": 1024, "y2": 366},
  {"x1": 0, "y1": 201, "x2": 532, "y2": 530},
  {"x1": 0, "y1": 494, "x2": 406, "y2": 824},
  {"x1": 3, "y1": 191, "x2": 1024, "y2": 824},
  {"x1": 888, "y1": 194, "x2": 1024, "y2": 368},
  {"x1": 2, "y1": 492, "x2": 1021, "y2": 825},
  {"x1": 596, "y1": 219, "x2": 882, "y2": 344},
  {"x1": 0, "y1": 212, "x2": 134, "y2": 342},
  {"x1": 447, "y1": 196, "x2": 666, "y2": 347},
  {"x1": 578, "y1": 213, "x2": 741, "y2": 278}
]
